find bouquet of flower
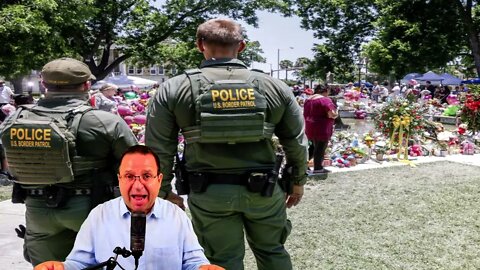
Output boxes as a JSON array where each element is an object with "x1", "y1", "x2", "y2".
[
  {"x1": 459, "y1": 85, "x2": 480, "y2": 134},
  {"x1": 374, "y1": 99, "x2": 426, "y2": 139}
]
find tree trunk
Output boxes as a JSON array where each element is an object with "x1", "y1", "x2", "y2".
[
  {"x1": 11, "y1": 78, "x2": 23, "y2": 94},
  {"x1": 455, "y1": 0, "x2": 480, "y2": 77},
  {"x1": 468, "y1": 31, "x2": 480, "y2": 77}
]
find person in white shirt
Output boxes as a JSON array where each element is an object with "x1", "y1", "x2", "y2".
[
  {"x1": 35, "y1": 145, "x2": 223, "y2": 270},
  {"x1": 0, "y1": 80, "x2": 14, "y2": 105},
  {"x1": 391, "y1": 82, "x2": 401, "y2": 100},
  {"x1": 90, "y1": 83, "x2": 119, "y2": 113}
]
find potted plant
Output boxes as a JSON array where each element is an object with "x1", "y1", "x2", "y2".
[
  {"x1": 438, "y1": 141, "x2": 448, "y2": 157},
  {"x1": 374, "y1": 146, "x2": 386, "y2": 161}
]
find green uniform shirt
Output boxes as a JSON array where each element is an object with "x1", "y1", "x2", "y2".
[
  {"x1": 6, "y1": 92, "x2": 138, "y2": 189},
  {"x1": 146, "y1": 59, "x2": 307, "y2": 197}
]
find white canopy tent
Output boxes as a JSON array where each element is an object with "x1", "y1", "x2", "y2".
[{"x1": 91, "y1": 75, "x2": 158, "y2": 90}]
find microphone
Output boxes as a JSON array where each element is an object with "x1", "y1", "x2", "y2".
[{"x1": 130, "y1": 212, "x2": 146, "y2": 269}]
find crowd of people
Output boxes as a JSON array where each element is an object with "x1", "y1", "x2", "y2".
[{"x1": 292, "y1": 80, "x2": 468, "y2": 109}]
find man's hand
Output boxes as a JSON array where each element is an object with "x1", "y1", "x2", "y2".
[
  {"x1": 166, "y1": 192, "x2": 185, "y2": 210},
  {"x1": 285, "y1": 184, "x2": 304, "y2": 208},
  {"x1": 199, "y1": 264, "x2": 225, "y2": 270},
  {"x1": 15, "y1": 224, "x2": 26, "y2": 239},
  {"x1": 34, "y1": 261, "x2": 64, "y2": 270}
]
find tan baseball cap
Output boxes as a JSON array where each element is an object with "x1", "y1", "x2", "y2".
[{"x1": 41, "y1": 57, "x2": 96, "y2": 85}]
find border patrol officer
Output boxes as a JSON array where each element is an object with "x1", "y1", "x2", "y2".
[
  {"x1": 145, "y1": 19, "x2": 307, "y2": 270},
  {"x1": 0, "y1": 58, "x2": 138, "y2": 266}
]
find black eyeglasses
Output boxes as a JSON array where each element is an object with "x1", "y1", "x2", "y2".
[{"x1": 120, "y1": 173, "x2": 157, "y2": 183}]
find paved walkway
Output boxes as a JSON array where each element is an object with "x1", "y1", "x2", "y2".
[
  {"x1": 0, "y1": 201, "x2": 30, "y2": 269},
  {"x1": 1, "y1": 154, "x2": 479, "y2": 268},
  {"x1": 325, "y1": 153, "x2": 480, "y2": 172}
]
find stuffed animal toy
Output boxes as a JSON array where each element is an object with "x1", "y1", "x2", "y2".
[
  {"x1": 409, "y1": 145, "x2": 423, "y2": 157},
  {"x1": 461, "y1": 140, "x2": 475, "y2": 155}
]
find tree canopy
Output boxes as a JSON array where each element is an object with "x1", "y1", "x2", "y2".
[
  {"x1": 0, "y1": 0, "x2": 291, "y2": 83},
  {"x1": 295, "y1": 0, "x2": 480, "y2": 81}
]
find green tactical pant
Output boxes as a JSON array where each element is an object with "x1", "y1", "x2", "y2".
[
  {"x1": 188, "y1": 182, "x2": 292, "y2": 270},
  {"x1": 24, "y1": 196, "x2": 90, "y2": 266}
]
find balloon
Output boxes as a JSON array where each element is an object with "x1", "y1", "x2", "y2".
[
  {"x1": 446, "y1": 94, "x2": 460, "y2": 105},
  {"x1": 117, "y1": 105, "x2": 133, "y2": 116},
  {"x1": 133, "y1": 115, "x2": 147, "y2": 125},
  {"x1": 123, "y1": 115, "x2": 134, "y2": 125},
  {"x1": 135, "y1": 104, "x2": 145, "y2": 113},
  {"x1": 1, "y1": 104, "x2": 16, "y2": 116},
  {"x1": 443, "y1": 105, "x2": 460, "y2": 116},
  {"x1": 124, "y1": 91, "x2": 137, "y2": 99}
]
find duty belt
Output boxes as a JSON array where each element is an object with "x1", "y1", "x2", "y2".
[
  {"x1": 26, "y1": 188, "x2": 91, "y2": 196},
  {"x1": 208, "y1": 173, "x2": 251, "y2": 185},
  {"x1": 188, "y1": 172, "x2": 250, "y2": 185}
]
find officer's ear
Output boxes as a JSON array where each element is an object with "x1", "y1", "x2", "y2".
[
  {"x1": 237, "y1": 41, "x2": 246, "y2": 53},
  {"x1": 196, "y1": 39, "x2": 205, "y2": 52}
]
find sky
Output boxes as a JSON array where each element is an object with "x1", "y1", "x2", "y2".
[{"x1": 242, "y1": 11, "x2": 319, "y2": 78}]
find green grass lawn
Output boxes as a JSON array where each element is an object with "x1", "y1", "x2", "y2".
[
  {"x1": 245, "y1": 161, "x2": 480, "y2": 269},
  {"x1": 0, "y1": 184, "x2": 11, "y2": 201}
]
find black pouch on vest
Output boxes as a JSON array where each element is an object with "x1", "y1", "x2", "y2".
[
  {"x1": 11, "y1": 183, "x2": 26, "y2": 204},
  {"x1": 247, "y1": 173, "x2": 268, "y2": 193},
  {"x1": 44, "y1": 186, "x2": 68, "y2": 208},
  {"x1": 189, "y1": 173, "x2": 208, "y2": 193},
  {"x1": 261, "y1": 173, "x2": 276, "y2": 197}
]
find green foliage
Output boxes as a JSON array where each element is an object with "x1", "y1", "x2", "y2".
[
  {"x1": 295, "y1": 0, "x2": 376, "y2": 82},
  {"x1": 0, "y1": 0, "x2": 75, "y2": 79},
  {"x1": 0, "y1": 0, "x2": 292, "y2": 83},
  {"x1": 364, "y1": 0, "x2": 466, "y2": 79},
  {"x1": 239, "y1": 40, "x2": 267, "y2": 67},
  {"x1": 295, "y1": 0, "x2": 480, "y2": 80},
  {"x1": 129, "y1": 38, "x2": 266, "y2": 74},
  {"x1": 279, "y1": 59, "x2": 293, "y2": 69}
]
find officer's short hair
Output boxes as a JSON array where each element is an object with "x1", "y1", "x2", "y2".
[
  {"x1": 119, "y1": 145, "x2": 161, "y2": 175},
  {"x1": 196, "y1": 18, "x2": 244, "y2": 46}
]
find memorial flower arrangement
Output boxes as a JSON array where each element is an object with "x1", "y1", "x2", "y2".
[
  {"x1": 459, "y1": 86, "x2": 480, "y2": 134},
  {"x1": 374, "y1": 99, "x2": 426, "y2": 139},
  {"x1": 374, "y1": 99, "x2": 426, "y2": 159}
]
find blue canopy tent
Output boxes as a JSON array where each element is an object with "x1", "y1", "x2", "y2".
[
  {"x1": 400, "y1": 73, "x2": 422, "y2": 84},
  {"x1": 353, "y1": 80, "x2": 373, "y2": 88},
  {"x1": 415, "y1": 71, "x2": 444, "y2": 84},
  {"x1": 440, "y1": 73, "x2": 462, "y2": 85},
  {"x1": 461, "y1": 78, "x2": 480, "y2": 84}
]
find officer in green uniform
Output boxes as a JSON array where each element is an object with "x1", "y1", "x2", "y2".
[
  {"x1": 0, "y1": 58, "x2": 137, "y2": 266},
  {"x1": 145, "y1": 19, "x2": 307, "y2": 270}
]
